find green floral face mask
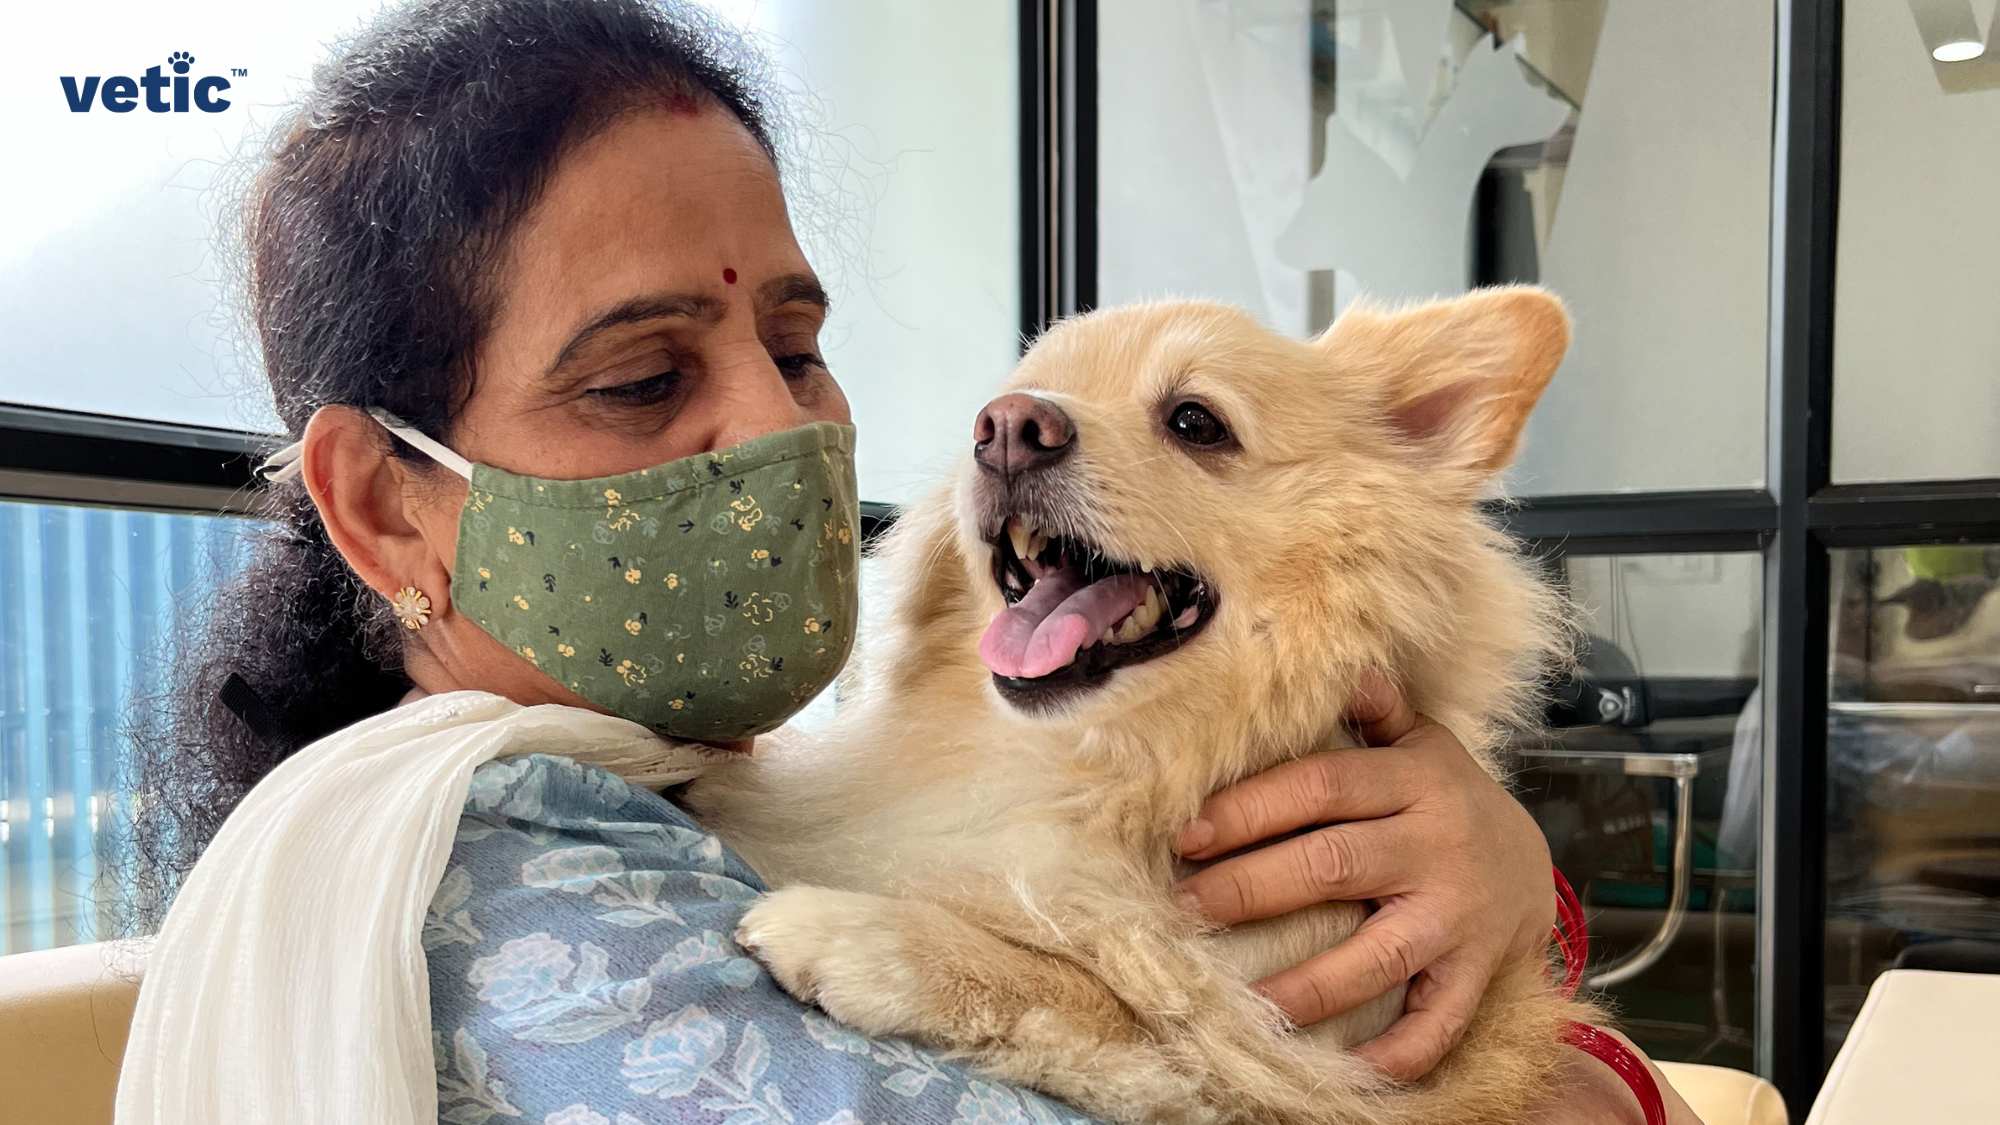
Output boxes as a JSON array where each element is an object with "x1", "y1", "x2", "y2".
[{"x1": 371, "y1": 413, "x2": 860, "y2": 740}]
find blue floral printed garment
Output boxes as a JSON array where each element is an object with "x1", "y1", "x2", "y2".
[{"x1": 426, "y1": 753, "x2": 1101, "y2": 1125}]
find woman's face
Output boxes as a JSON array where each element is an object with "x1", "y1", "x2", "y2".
[
  {"x1": 455, "y1": 106, "x2": 850, "y2": 477},
  {"x1": 306, "y1": 105, "x2": 848, "y2": 722}
]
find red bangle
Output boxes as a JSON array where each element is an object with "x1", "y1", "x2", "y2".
[
  {"x1": 1550, "y1": 868, "x2": 1666, "y2": 1125},
  {"x1": 1552, "y1": 865, "x2": 1589, "y2": 998},
  {"x1": 1563, "y1": 1021, "x2": 1668, "y2": 1125}
]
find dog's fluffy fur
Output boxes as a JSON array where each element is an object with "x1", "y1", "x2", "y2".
[{"x1": 688, "y1": 287, "x2": 1594, "y2": 1124}]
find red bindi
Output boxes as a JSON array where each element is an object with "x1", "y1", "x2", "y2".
[{"x1": 722, "y1": 267, "x2": 737, "y2": 285}]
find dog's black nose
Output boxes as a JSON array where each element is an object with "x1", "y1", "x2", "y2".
[{"x1": 974, "y1": 393, "x2": 1074, "y2": 479}]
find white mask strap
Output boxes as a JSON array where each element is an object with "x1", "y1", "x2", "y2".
[
  {"x1": 366, "y1": 409, "x2": 475, "y2": 479},
  {"x1": 255, "y1": 409, "x2": 474, "y2": 484},
  {"x1": 256, "y1": 441, "x2": 306, "y2": 484}
]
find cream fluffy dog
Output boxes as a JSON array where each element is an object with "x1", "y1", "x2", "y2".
[{"x1": 688, "y1": 286, "x2": 1594, "y2": 1124}]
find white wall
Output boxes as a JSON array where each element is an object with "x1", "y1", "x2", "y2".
[
  {"x1": 1831, "y1": 0, "x2": 2000, "y2": 483},
  {"x1": 1098, "y1": 0, "x2": 1314, "y2": 334},
  {"x1": 1566, "y1": 553, "x2": 1762, "y2": 679},
  {"x1": 716, "y1": 2, "x2": 1020, "y2": 504}
]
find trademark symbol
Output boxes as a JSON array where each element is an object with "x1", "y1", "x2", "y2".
[{"x1": 231, "y1": 68, "x2": 248, "y2": 77}]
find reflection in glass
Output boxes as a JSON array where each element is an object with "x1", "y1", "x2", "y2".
[
  {"x1": 1098, "y1": 0, "x2": 1774, "y2": 495},
  {"x1": 1825, "y1": 545, "x2": 2000, "y2": 1058},
  {"x1": 0, "y1": 500, "x2": 260, "y2": 953},
  {"x1": 1516, "y1": 552, "x2": 1762, "y2": 1069}
]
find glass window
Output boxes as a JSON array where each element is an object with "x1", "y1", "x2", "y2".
[
  {"x1": 1097, "y1": 0, "x2": 1775, "y2": 496},
  {"x1": 1831, "y1": 3, "x2": 2000, "y2": 483},
  {"x1": 5, "y1": 2, "x2": 1019, "y2": 505},
  {"x1": 1824, "y1": 544, "x2": 2000, "y2": 1059},
  {"x1": 0, "y1": 499, "x2": 262, "y2": 954},
  {"x1": 1516, "y1": 551, "x2": 1763, "y2": 1069},
  {"x1": 4, "y1": 2, "x2": 391, "y2": 433}
]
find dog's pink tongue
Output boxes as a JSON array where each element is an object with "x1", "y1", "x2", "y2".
[{"x1": 980, "y1": 572, "x2": 1153, "y2": 679}]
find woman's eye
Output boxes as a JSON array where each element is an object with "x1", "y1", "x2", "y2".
[
  {"x1": 1167, "y1": 401, "x2": 1230, "y2": 447},
  {"x1": 776, "y1": 352, "x2": 828, "y2": 380},
  {"x1": 588, "y1": 371, "x2": 682, "y2": 405}
]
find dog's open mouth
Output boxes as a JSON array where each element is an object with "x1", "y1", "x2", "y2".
[{"x1": 979, "y1": 516, "x2": 1218, "y2": 703}]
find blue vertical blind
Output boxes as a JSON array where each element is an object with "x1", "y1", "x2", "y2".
[{"x1": 0, "y1": 499, "x2": 260, "y2": 953}]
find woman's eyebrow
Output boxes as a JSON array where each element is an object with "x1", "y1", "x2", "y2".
[
  {"x1": 545, "y1": 292, "x2": 725, "y2": 376},
  {"x1": 758, "y1": 272, "x2": 831, "y2": 313}
]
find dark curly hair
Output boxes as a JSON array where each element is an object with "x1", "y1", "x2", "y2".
[{"x1": 120, "y1": 0, "x2": 775, "y2": 930}]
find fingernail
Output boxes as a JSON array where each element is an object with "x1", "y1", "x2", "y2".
[{"x1": 1176, "y1": 818, "x2": 1215, "y2": 855}]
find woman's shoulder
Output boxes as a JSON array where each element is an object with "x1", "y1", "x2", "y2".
[
  {"x1": 445, "y1": 750, "x2": 765, "y2": 917},
  {"x1": 425, "y1": 753, "x2": 1095, "y2": 1124},
  {"x1": 461, "y1": 753, "x2": 730, "y2": 854}
]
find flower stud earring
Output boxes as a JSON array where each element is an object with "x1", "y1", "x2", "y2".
[{"x1": 390, "y1": 586, "x2": 433, "y2": 631}]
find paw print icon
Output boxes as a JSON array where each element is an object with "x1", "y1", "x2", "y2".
[{"x1": 167, "y1": 51, "x2": 195, "y2": 74}]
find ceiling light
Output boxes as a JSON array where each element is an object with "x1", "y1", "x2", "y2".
[{"x1": 1933, "y1": 39, "x2": 1986, "y2": 63}]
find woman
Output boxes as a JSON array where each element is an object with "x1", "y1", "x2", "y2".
[{"x1": 117, "y1": 2, "x2": 1693, "y2": 1122}]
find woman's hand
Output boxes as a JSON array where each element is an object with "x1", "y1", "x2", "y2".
[{"x1": 1172, "y1": 672, "x2": 1556, "y2": 1082}]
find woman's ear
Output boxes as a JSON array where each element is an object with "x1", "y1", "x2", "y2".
[
  {"x1": 1315, "y1": 285, "x2": 1569, "y2": 475},
  {"x1": 300, "y1": 405, "x2": 462, "y2": 611}
]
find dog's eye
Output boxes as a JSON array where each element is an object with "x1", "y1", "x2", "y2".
[{"x1": 1167, "y1": 402, "x2": 1229, "y2": 447}]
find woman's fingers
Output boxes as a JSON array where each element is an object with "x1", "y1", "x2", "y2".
[
  {"x1": 1177, "y1": 817, "x2": 1416, "y2": 924},
  {"x1": 1175, "y1": 749, "x2": 1420, "y2": 861},
  {"x1": 1348, "y1": 668, "x2": 1421, "y2": 746},
  {"x1": 1248, "y1": 908, "x2": 1453, "y2": 1028},
  {"x1": 1176, "y1": 671, "x2": 1427, "y2": 860},
  {"x1": 1350, "y1": 953, "x2": 1489, "y2": 1082}
]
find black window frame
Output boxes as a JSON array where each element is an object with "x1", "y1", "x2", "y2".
[{"x1": 5, "y1": 1, "x2": 1998, "y2": 1116}]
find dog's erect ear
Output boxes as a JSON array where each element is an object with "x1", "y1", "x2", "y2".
[{"x1": 1315, "y1": 285, "x2": 1569, "y2": 474}]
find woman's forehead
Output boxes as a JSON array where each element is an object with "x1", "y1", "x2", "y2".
[{"x1": 494, "y1": 106, "x2": 805, "y2": 336}]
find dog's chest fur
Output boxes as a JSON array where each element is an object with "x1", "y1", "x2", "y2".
[{"x1": 686, "y1": 686, "x2": 1406, "y2": 1051}]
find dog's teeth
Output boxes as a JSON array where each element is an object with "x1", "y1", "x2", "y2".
[
  {"x1": 1100, "y1": 627, "x2": 1116, "y2": 645},
  {"x1": 1131, "y1": 590, "x2": 1162, "y2": 634},
  {"x1": 1007, "y1": 519, "x2": 1031, "y2": 562},
  {"x1": 1140, "y1": 561, "x2": 1153, "y2": 574},
  {"x1": 1027, "y1": 531, "x2": 1049, "y2": 560},
  {"x1": 1114, "y1": 614, "x2": 1148, "y2": 644}
]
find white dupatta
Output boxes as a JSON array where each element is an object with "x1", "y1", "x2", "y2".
[{"x1": 115, "y1": 690, "x2": 716, "y2": 1124}]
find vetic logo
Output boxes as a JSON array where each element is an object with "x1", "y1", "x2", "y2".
[{"x1": 59, "y1": 52, "x2": 242, "y2": 113}]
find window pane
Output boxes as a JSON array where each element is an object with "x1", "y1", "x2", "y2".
[
  {"x1": 0, "y1": 499, "x2": 262, "y2": 953},
  {"x1": 1517, "y1": 551, "x2": 1762, "y2": 1068},
  {"x1": 1832, "y1": 4, "x2": 2000, "y2": 483},
  {"x1": 1098, "y1": 0, "x2": 1774, "y2": 496},
  {"x1": 1825, "y1": 544, "x2": 2000, "y2": 1060},
  {"x1": 4, "y1": 2, "x2": 391, "y2": 432}
]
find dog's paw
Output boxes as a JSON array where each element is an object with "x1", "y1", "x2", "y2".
[
  {"x1": 734, "y1": 888, "x2": 838, "y2": 1002},
  {"x1": 734, "y1": 887, "x2": 923, "y2": 1036}
]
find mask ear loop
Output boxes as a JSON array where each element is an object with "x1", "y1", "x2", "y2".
[
  {"x1": 255, "y1": 409, "x2": 475, "y2": 483},
  {"x1": 364, "y1": 409, "x2": 475, "y2": 479}
]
